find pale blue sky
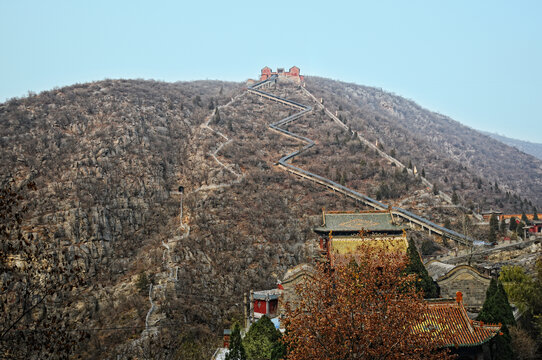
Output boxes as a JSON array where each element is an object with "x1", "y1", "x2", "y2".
[{"x1": 1, "y1": 1, "x2": 541, "y2": 142}]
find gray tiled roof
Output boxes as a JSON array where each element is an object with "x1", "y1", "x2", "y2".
[
  {"x1": 253, "y1": 289, "x2": 282, "y2": 300},
  {"x1": 425, "y1": 260, "x2": 455, "y2": 281},
  {"x1": 314, "y1": 212, "x2": 404, "y2": 233}
]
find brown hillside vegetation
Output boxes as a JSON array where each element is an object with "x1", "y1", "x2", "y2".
[
  {"x1": 306, "y1": 77, "x2": 542, "y2": 212},
  {"x1": 1, "y1": 76, "x2": 540, "y2": 357}
]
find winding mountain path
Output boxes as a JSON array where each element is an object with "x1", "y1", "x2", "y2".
[
  {"x1": 139, "y1": 91, "x2": 246, "y2": 340},
  {"x1": 248, "y1": 76, "x2": 477, "y2": 246},
  {"x1": 196, "y1": 94, "x2": 245, "y2": 192}
]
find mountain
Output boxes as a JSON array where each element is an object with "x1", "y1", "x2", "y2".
[
  {"x1": 305, "y1": 77, "x2": 542, "y2": 211},
  {"x1": 481, "y1": 131, "x2": 542, "y2": 161},
  {"x1": 1, "y1": 76, "x2": 541, "y2": 357}
]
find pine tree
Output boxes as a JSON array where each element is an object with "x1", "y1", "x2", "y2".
[
  {"x1": 452, "y1": 191, "x2": 459, "y2": 205},
  {"x1": 421, "y1": 168, "x2": 426, "y2": 177},
  {"x1": 477, "y1": 278, "x2": 515, "y2": 360},
  {"x1": 226, "y1": 323, "x2": 246, "y2": 360},
  {"x1": 533, "y1": 208, "x2": 539, "y2": 221},
  {"x1": 136, "y1": 271, "x2": 149, "y2": 295},
  {"x1": 509, "y1": 217, "x2": 518, "y2": 232},
  {"x1": 521, "y1": 211, "x2": 529, "y2": 225},
  {"x1": 478, "y1": 279, "x2": 515, "y2": 326},
  {"x1": 213, "y1": 109, "x2": 221, "y2": 124},
  {"x1": 404, "y1": 238, "x2": 438, "y2": 298},
  {"x1": 243, "y1": 315, "x2": 282, "y2": 360},
  {"x1": 489, "y1": 214, "x2": 499, "y2": 243}
]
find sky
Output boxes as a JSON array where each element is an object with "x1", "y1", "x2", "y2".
[{"x1": 1, "y1": 0, "x2": 541, "y2": 142}]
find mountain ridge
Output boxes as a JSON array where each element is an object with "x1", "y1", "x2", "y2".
[
  {"x1": 481, "y1": 130, "x2": 542, "y2": 161},
  {"x1": 1, "y1": 75, "x2": 541, "y2": 357}
]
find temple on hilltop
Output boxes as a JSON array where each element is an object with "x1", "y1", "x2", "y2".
[{"x1": 259, "y1": 66, "x2": 304, "y2": 83}]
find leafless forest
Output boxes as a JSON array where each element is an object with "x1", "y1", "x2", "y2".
[{"x1": 1, "y1": 77, "x2": 540, "y2": 358}]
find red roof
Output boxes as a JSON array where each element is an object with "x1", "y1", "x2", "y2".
[{"x1": 414, "y1": 298, "x2": 501, "y2": 348}]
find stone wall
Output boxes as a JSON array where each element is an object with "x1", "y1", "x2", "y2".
[
  {"x1": 279, "y1": 263, "x2": 313, "y2": 314},
  {"x1": 437, "y1": 265, "x2": 491, "y2": 311}
]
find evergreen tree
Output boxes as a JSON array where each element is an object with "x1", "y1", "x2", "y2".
[
  {"x1": 490, "y1": 214, "x2": 499, "y2": 233},
  {"x1": 243, "y1": 316, "x2": 282, "y2": 360},
  {"x1": 521, "y1": 211, "x2": 530, "y2": 225},
  {"x1": 404, "y1": 238, "x2": 438, "y2": 298},
  {"x1": 489, "y1": 214, "x2": 499, "y2": 243},
  {"x1": 226, "y1": 323, "x2": 246, "y2": 360},
  {"x1": 213, "y1": 109, "x2": 221, "y2": 124},
  {"x1": 270, "y1": 332, "x2": 287, "y2": 360},
  {"x1": 451, "y1": 191, "x2": 459, "y2": 205},
  {"x1": 136, "y1": 271, "x2": 149, "y2": 295},
  {"x1": 533, "y1": 208, "x2": 539, "y2": 221},
  {"x1": 509, "y1": 217, "x2": 518, "y2": 232},
  {"x1": 421, "y1": 168, "x2": 425, "y2": 177},
  {"x1": 478, "y1": 278, "x2": 515, "y2": 360}
]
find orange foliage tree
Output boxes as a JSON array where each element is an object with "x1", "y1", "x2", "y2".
[{"x1": 282, "y1": 245, "x2": 453, "y2": 360}]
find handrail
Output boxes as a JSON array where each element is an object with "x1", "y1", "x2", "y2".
[{"x1": 247, "y1": 78, "x2": 476, "y2": 246}]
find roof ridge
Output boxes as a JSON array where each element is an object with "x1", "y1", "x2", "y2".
[{"x1": 471, "y1": 320, "x2": 502, "y2": 329}]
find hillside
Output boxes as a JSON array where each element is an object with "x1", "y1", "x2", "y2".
[
  {"x1": 1, "y1": 76, "x2": 541, "y2": 358},
  {"x1": 306, "y1": 77, "x2": 542, "y2": 212},
  {"x1": 482, "y1": 131, "x2": 542, "y2": 161}
]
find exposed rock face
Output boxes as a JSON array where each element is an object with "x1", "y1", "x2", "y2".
[{"x1": 1, "y1": 76, "x2": 540, "y2": 357}]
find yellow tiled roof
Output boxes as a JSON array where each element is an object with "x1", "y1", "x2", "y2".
[{"x1": 414, "y1": 299, "x2": 501, "y2": 348}]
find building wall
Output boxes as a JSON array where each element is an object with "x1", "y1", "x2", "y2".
[
  {"x1": 438, "y1": 267, "x2": 491, "y2": 311},
  {"x1": 260, "y1": 67, "x2": 302, "y2": 83},
  {"x1": 498, "y1": 213, "x2": 542, "y2": 221},
  {"x1": 280, "y1": 264, "x2": 313, "y2": 313},
  {"x1": 254, "y1": 299, "x2": 267, "y2": 316}
]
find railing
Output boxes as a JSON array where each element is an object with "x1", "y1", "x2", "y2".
[{"x1": 247, "y1": 78, "x2": 476, "y2": 246}]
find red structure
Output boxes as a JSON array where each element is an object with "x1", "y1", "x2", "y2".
[
  {"x1": 527, "y1": 221, "x2": 542, "y2": 234},
  {"x1": 486, "y1": 212, "x2": 542, "y2": 222},
  {"x1": 223, "y1": 329, "x2": 231, "y2": 348},
  {"x1": 252, "y1": 289, "x2": 281, "y2": 319},
  {"x1": 260, "y1": 66, "x2": 304, "y2": 82}
]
